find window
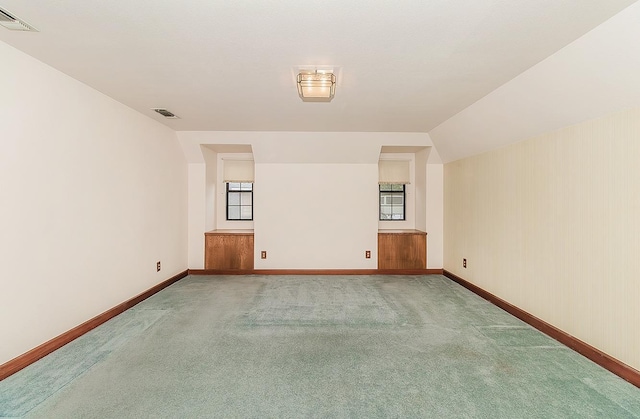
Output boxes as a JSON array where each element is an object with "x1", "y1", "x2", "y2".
[
  {"x1": 226, "y1": 182, "x2": 253, "y2": 220},
  {"x1": 379, "y1": 184, "x2": 405, "y2": 220}
]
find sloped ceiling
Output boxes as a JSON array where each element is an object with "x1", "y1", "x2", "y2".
[
  {"x1": 431, "y1": 1, "x2": 640, "y2": 162},
  {"x1": 0, "y1": 0, "x2": 638, "y2": 162}
]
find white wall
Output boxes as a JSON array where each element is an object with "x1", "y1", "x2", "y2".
[
  {"x1": 202, "y1": 146, "x2": 218, "y2": 232},
  {"x1": 425, "y1": 163, "x2": 444, "y2": 269},
  {"x1": 444, "y1": 107, "x2": 640, "y2": 371},
  {"x1": 0, "y1": 41, "x2": 188, "y2": 365},
  {"x1": 178, "y1": 131, "x2": 443, "y2": 270},
  {"x1": 254, "y1": 164, "x2": 378, "y2": 269},
  {"x1": 414, "y1": 150, "x2": 428, "y2": 233},
  {"x1": 187, "y1": 163, "x2": 206, "y2": 269}
]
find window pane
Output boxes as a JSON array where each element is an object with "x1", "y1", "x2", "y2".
[
  {"x1": 240, "y1": 192, "x2": 252, "y2": 205},
  {"x1": 380, "y1": 192, "x2": 392, "y2": 203},
  {"x1": 228, "y1": 182, "x2": 241, "y2": 191},
  {"x1": 240, "y1": 206, "x2": 252, "y2": 219},
  {"x1": 228, "y1": 192, "x2": 240, "y2": 205},
  {"x1": 380, "y1": 183, "x2": 404, "y2": 221},
  {"x1": 392, "y1": 206, "x2": 404, "y2": 220},
  {"x1": 240, "y1": 183, "x2": 253, "y2": 191},
  {"x1": 228, "y1": 206, "x2": 240, "y2": 219}
]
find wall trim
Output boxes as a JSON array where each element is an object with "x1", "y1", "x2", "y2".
[
  {"x1": 0, "y1": 270, "x2": 189, "y2": 381},
  {"x1": 443, "y1": 270, "x2": 640, "y2": 388},
  {"x1": 189, "y1": 268, "x2": 444, "y2": 275}
]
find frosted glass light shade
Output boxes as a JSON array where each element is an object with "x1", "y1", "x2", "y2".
[{"x1": 297, "y1": 71, "x2": 336, "y2": 101}]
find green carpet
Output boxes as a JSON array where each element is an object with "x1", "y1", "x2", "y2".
[{"x1": 1, "y1": 275, "x2": 639, "y2": 418}]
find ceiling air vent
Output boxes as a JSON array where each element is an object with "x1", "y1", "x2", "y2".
[
  {"x1": 152, "y1": 108, "x2": 180, "y2": 119},
  {"x1": 0, "y1": 7, "x2": 37, "y2": 31},
  {"x1": 0, "y1": 8, "x2": 15, "y2": 22}
]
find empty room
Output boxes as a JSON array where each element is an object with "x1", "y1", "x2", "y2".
[{"x1": 1, "y1": 1, "x2": 639, "y2": 417}]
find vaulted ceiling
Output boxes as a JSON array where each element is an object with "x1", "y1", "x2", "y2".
[{"x1": 0, "y1": 1, "x2": 638, "y2": 162}]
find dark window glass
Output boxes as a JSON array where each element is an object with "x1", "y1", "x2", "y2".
[
  {"x1": 379, "y1": 184, "x2": 405, "y2": 220},
  {"x1": 227, "y1": 182, "x2": 253, "y2": 220}
]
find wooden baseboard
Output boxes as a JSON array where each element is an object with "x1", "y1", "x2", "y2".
[
  {"x1": 443, "y1": 270, "x2": 640, "y2": 388},
  {"x1": 188, "y1": 268, "x2": 444, "y2": 275},
  {"x1": 0, "y1": 270, "x2": 189, "y2": 381}
]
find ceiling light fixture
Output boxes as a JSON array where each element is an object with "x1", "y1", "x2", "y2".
[{"x1": 296, "y1": 70, "x2": 336, "y2": 102}]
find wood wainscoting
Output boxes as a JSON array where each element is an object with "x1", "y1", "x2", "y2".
[
  {"x1": 378, "y1": 230, "x2": 427, "y2": 269},
  {"x1": 203, "y1": 229, "x2": 430, "y2": 271},
  {"x1": 204, "y1": 230, "x2": 254, "y2": 270},
  {"x1": 189, "y1": 269, "x2": 443, "y2": 275}
]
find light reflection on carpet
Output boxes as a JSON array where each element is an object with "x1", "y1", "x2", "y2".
[{"x1": 242, "y1": 276, "x2": 404, "y2": 326}]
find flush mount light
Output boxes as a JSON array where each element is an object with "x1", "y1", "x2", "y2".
[{"x1": 296, "y1": 70, "x2": 336, "y2": 102}]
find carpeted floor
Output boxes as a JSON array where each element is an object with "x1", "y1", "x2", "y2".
[{"x1": 1, "y1": 275, "x2": 639, "y2": 418}]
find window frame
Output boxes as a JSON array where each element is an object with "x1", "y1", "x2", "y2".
[
  {"x1": 226, "y1": 182, "x2": 253, "y2": 221},
  {"x1": 379, "y1": 183, "x2": 406, "y2": 221}
]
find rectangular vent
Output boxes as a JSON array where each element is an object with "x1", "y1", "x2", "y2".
[
  {"x1": 0, "y1": 7, "x2": 37, "y2": 31},
  {"x1": 152, "y1": 108, "x2": 180, "y2": 119}
]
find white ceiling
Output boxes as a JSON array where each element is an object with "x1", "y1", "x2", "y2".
[{"x1": 0, "y1": 0, "x2": 636, "y2": 135}]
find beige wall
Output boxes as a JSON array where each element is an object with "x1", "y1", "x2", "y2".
[
  {"x1": 0, "y1": 41, "x2": 188, "y2": 364},
  {"x1": 444, "y1": 107, "x2": 640, "y2": 371},
  {"x1": 254, "y1": 163, "x2": 378, "y2": 269},
  {"x1": 178, "y1": 131, "x2": 444, "y2": 269}
]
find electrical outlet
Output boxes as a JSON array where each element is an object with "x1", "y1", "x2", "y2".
[
  {"x1": 157, "y1": 261, "x2": 161, "y2": 272},
  {"x1": 261, "y1": 251, "x2": 267, "y2": 259},
  {"x1": 463, "y1": 258, "x2": 467, "y2": 268},
  {"x1": 365, "y1": 250, "x2": 371, "y2": 259}
]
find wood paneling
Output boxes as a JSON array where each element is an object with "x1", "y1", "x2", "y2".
[
  {"x1": 378, "y1": 230, "x2": 427, "y2": 269},
  {"x1": 189, "y1": 269, "x2": 443, "y2": 275},
  {"x1": 443, "y1": 270, "x2": 640, "y2": 389},
  {"x1": 0, "y1": 270, "x2": 188, "y2": 381},
  {"x1": 204, "y1": 230, "x2": 254, "y2": 270}
]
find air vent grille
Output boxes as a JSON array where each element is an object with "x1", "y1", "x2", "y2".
[
  {"x1": 152, "y1": 108, "x2": 180, "y2": 119},
  {"x1": 0, "y1": 7, "x2": 37, "y2": 31},
  {"x1": 0, "y1": 8, "x2": 16, "y2": 22}
]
